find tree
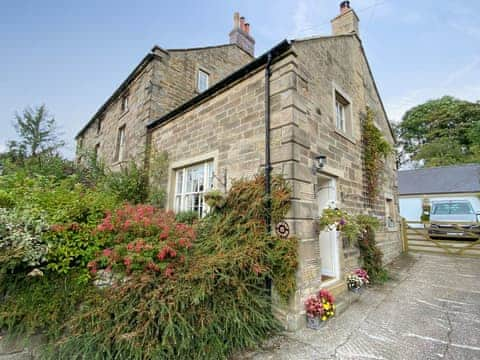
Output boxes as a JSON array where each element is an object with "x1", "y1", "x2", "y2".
[
  {"x1": 12, "y1": 105, "x2": 64, "y2": 157},
  {"x1": 396, "y1": 96, "x2": 480, "y2": 167}
]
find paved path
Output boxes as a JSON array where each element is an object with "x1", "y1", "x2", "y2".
[{"x1": 245, "y1": 254, "x2": 480, "y2": 360}]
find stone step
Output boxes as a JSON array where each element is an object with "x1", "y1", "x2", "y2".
[
  {"x1": 334, "y1": 288, "x2": 363, "y2": 317},
  {"x1": 324, "y1": 279, "x2": 347, "y2": 298}
]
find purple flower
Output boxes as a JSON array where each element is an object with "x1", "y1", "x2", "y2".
[{"x1": 339, "y1": 218, "x2": 346, "y2": 226}]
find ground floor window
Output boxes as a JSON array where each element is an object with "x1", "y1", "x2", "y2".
[{"x1": 174, "y1": 161, "x2": 214, "y2": 217}]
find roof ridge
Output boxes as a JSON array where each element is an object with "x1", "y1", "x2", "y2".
[{"x1": 291, "y1": 33, "x2": 355, "y2": 42}]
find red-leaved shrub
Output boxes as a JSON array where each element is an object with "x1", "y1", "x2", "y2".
[{"x1": 88, "y1": 204, "x2": 195, "y2": 278}]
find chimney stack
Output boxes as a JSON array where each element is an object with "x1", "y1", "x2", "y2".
[
  {"x1": 331, "y1": 1, "x2": 359, "y2": 36},
  {"x1": 229, "y1": 12, "x2": 255, "y2": 57}
]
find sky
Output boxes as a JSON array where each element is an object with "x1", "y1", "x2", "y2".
[{"x1": 1, "y1": 0, "x2": 479, "y2": 158}]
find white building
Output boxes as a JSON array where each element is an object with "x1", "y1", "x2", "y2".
[{"x1": 399, "y1": 164, "x2": 480, "y2": 222}]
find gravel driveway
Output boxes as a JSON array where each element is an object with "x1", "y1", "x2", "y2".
[{"x1": 243, "y1": 253, "x2": 480, "y2": 360}]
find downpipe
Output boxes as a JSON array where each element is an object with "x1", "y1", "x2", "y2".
[{"x1": 265, "y1": 52, "x2": 273, "y2": 296}]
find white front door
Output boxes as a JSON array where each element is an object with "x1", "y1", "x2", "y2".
[{"x1": 317, "y1": 177, "x2": 339, "y2": 279}]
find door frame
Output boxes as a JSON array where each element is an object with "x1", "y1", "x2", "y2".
[{"x1": 317, "y1": 174, "x2": 341, "y2": 283}]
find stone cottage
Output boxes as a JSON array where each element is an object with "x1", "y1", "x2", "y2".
[{"x1": 77, "y1": 1, "x2": 402, "y2": 330}]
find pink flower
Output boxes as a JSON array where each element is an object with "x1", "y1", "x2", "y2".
[
  {"x1": 164, "y1": 267, "x2": 174, "y2": 278},
  {"x1": 102, "y1": 248, "x2": 113, "y2": 257}
]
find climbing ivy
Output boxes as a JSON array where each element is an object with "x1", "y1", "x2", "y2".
[{"x1": 363, "y1": 108, "x2": 393, "y2": 204}]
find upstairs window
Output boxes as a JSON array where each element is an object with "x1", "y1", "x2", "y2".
[
  {"x1": 335, "y1": 91, "x2": 350, "y2": 133},
  {"x1": 94, "y1": 143, "x2": 100, "y2": 161},
  {"x1": 121, "y1": 94, "x2": 129, "y2": 113},
  {"x1": 114, "y1": 125, "x2": 126, "y2": 162},
  {"x1": 197, "y1": 70, "x2": 209, "y2": 92},
  {"x1": 97, "y1": 117, "x2": 103, "y2": 135},
  {"x1": 174, "y1": 161, "x2": 214, "y2": 217}
]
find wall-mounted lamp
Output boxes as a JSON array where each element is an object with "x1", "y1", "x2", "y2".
[{"x1": 313, "y1": 155, "x2": 327, "y2": 173}]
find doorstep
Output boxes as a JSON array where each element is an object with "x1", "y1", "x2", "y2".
[{"x1": 323, "y1": 279, "x2": 363, "y2": 317}]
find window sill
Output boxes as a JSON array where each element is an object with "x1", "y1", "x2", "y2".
[
  {"x1": 334, "y1": 129, "x2": 356, "y2": 145},
  {"x1": 112, "y1": 160, "x2": 128, "y2": 167},
  {"x1": 119, "y1": 109, "x2": 130, "y2": 119}
]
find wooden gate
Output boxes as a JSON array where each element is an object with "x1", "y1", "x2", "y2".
[{"x1": 402, "y1": 220, "x2": 480, "y2": 258}]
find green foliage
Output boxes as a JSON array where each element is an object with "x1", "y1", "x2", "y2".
[
  {"x1": 363, "y1": 108, "x2": 393, "y2": 202},
  {"x1": 318, "y1": 207, "x2": 380, "y2": 246},
  {"x1": 0, "y1": 173, "x2": 119, "y2": 276},
  {"x1": 175, "y1": 210, "x2": 199, "y2": 225},
  {"x1": 0, "y1": 274, "x2": 94, "y2": 338},
  {"x1": 49, "y1": 175, "x2": 298, "y2": 360},
  {"x1": 396, "y1": 96, "x2": 480, "y2": 167},
  {"x1": 0, "y1": 190, "x2": 15, "y2": 208},
  {"x1": 0, "y1": 209, "x2": 49, "y2": 277},
  {"x1": 43, "y1": 223, "x2": 104, "y2": 275},
  {"x1": 0, "y1": 172, "x2": 117, "y2": 225},
  {"x1": 102, "y1": 161, "x2": 149, "y2": 204},
  {"x1": 358, "y1": 225, "x2": 388, "y2": 283},
  {"x1": 0, "y1": 153, "x2": 75, "y2": 180},
  {"x1": 11, "y1": 105, "x2": 65, "y2": 157},
  {"x1": 147, "y1": 150, "x2": 169, "y2": 207}
]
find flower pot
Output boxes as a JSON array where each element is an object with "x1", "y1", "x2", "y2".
[
  {"x1": 349, "y1": 286, "x2": 364, "y2": 294},
  {"x1": 306, "y1": 316, "x2": 326, "y2": 330}
]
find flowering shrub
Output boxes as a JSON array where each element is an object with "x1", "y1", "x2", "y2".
[
  {"x1": 305, "y1": 289, "x2": 335, "y2": 322},
  {"x1": 51, "y1": 175, "x2": 298, "y2": 360},
  {"x1": 89, "y1": 204, "x2": 195, "y2": 278},
  {"x1": 318, "y1": 207, "x2": 380, "y2": 245},
  {"x1": 0, "y1": 208, "x2": 49, "y2": 276},
  {"x1": 346, "y1": 268, "x2": 370, "y2": 290},
  {"x1": 354, "y1": 268, "x2": 370, "y2": 285}
]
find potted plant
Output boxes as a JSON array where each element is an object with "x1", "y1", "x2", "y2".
[
  {"x1": 346, "y1": 268, "x2": 370, "y2": 293},
  {"x1": 305, "y1": 289, "x2": 336, "y2": 329},
  {"x1": 346, "y1": 273, "x2": 363, "y2": 293},
  {"x1": 354, "y1": 268, "x2": 370, "y2": 286}
]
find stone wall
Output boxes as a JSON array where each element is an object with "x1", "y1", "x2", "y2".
[
  {"x1": 148, "y1": 36, "x2": 402, "y2": 331},
  {"x1": 76, "y1": 45, "x2": 252, "y2": 169},
  {"x1": 291, "y1": 35, "x2": 401, "y2": 277}
]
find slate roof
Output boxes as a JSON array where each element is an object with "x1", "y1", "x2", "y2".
[{"x1": 398, "y1": 164, "x2": 480, "y2": 195}]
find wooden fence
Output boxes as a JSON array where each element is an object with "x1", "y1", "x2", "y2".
[{"x1": 402, "y1": 220, "x2": 480, "y2": 258}]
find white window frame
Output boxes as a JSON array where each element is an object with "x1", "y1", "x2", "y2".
[
  {"x1": 335, "y1": 99, "x2": 346, "y2": 132},
  {"x1": 197, "y1": 70, "x2": 209, "y2": 92},
  {"x1": 332, "y1": 84, "x2": 354, "y2": 140},
  {"x1": 115, "y1": 125, "x2": 126, "y2": 162},
  {"x1": 174, "y1": 161, "x2": 214, "y2": 217},
  {"x1": 121, "y1": 94, "x2": 129, "y2": 113}
]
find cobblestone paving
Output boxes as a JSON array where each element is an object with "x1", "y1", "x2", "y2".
[{"x1": 244, "y1": 254, "x2": 480, "y2": 360}]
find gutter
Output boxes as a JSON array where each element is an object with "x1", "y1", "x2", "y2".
[{"x1": 75, "y1": 52, "x2": 160, "y2": 139}]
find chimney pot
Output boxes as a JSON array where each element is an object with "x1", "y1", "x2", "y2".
[
  {"x1": 233, "y1": 12, "x2": 240, "y2": 29},
  {"x1": 240, "y1": 16, "x2": 246, "y2": 32},
  {"x1": 332, "y1": 1, "x2": 359, "y2": 35},
  {"x1": 340, "y1": 1, "x2": 351, "y2": 14},
  {"x1": 245, "y1": 23, "x2": 250, "y2": 34}
]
